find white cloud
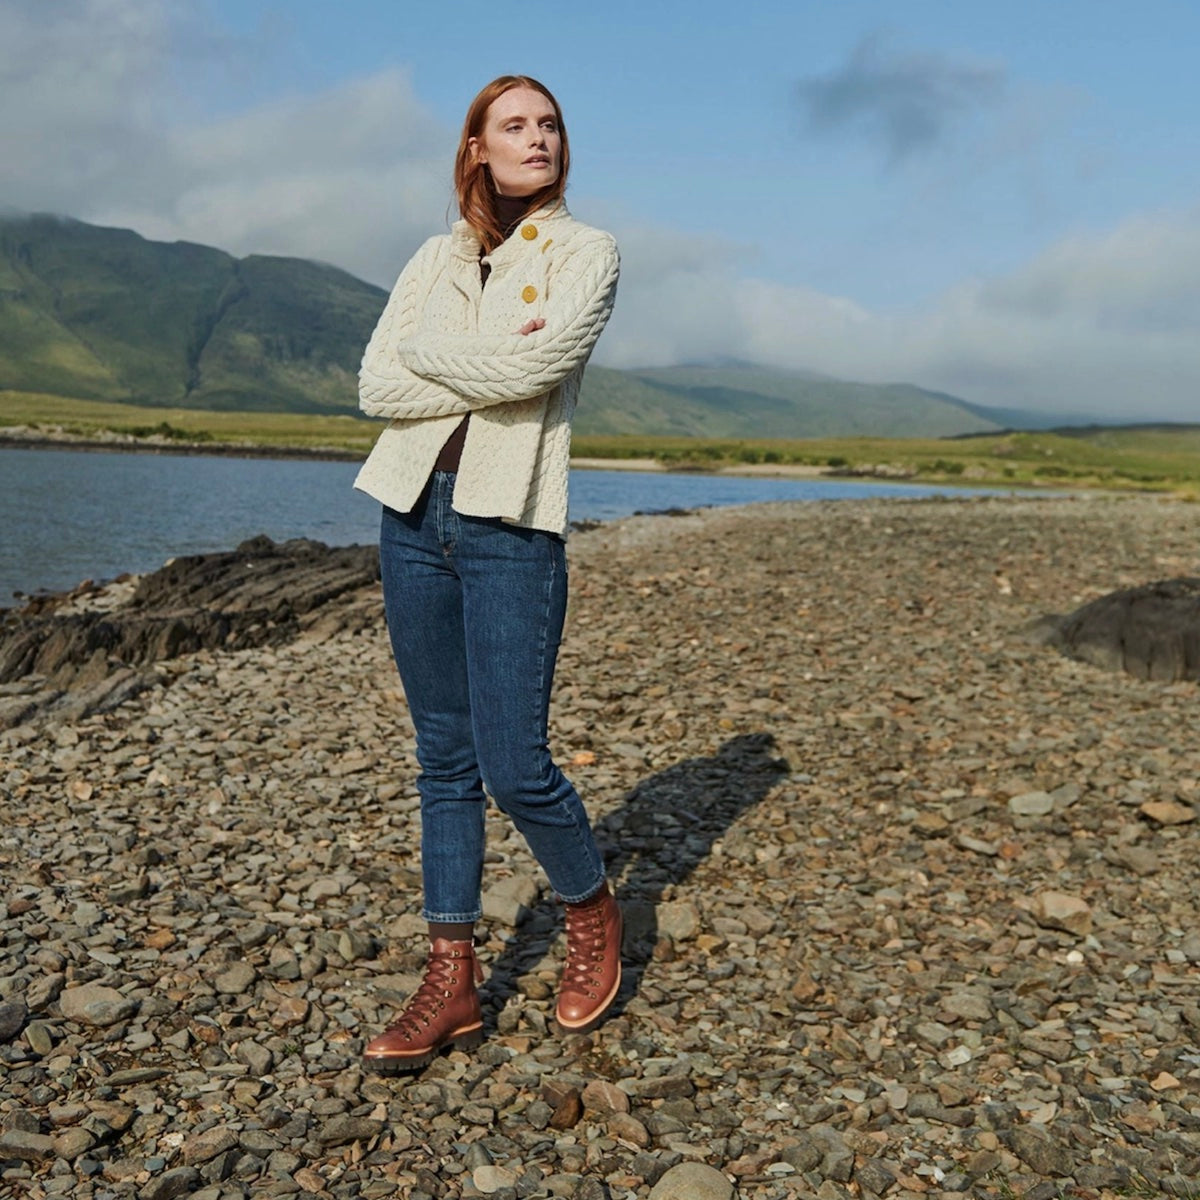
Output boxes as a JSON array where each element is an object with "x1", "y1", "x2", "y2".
[
  {"x1": 0, "y1": 0, "x2": 173, "y2": 206},
  {"x1": 100, "y1": 70, "x2": 454, "y2": 285},
  {"x1": 0, "y1": 1, "x2": 452, "y2": 285},
  {"x1": 596, "y1": 210, "x2": 1200, "y2": 422},
  {"x1": 591, "y1": 224, "x2": 757, "y2": 367}
]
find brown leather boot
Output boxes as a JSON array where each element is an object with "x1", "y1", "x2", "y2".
[
  {"x1": 363, "y1": 938, "x2": 484, "y2": 1073},
  {"x1": 556, "y1": 883, "x2": 622, "y2": 1034}
]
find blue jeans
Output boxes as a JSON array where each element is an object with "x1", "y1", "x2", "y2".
[{"x1": 379, "y1": 471, "x2": 606, "y2": 922}]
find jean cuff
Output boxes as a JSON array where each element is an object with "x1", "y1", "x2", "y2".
[
  {"x1": 555, "y1": 877, "x2": 608, "y2": 906},
  {"x1": 422, "y1": 908, "x2": 483, "y2": 923}
]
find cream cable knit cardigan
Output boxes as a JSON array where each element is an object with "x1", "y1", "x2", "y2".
[{"x1": 354, "y1": 203, "x2": 619, "y2": 537}]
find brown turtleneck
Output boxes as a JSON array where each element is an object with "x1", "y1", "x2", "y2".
[{"x1": 432, "y1": 195, "x2": 534, "y2": 473}]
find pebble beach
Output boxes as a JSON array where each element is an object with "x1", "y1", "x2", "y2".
[{"x1": 2, "y1": 492, "x2": 1199, "y2": 1200}]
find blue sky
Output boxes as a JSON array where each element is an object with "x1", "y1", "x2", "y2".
[{"x1": 3, "y1": 0, "x2": 1199, "y2": 420}]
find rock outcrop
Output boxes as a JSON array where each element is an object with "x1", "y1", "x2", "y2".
[
  {"x1": 1033, "y1": 576, "x2": 1200, "y2": 681},
  {"x1": 0, "y1": 535, "x2": 379, "y2": 726}
]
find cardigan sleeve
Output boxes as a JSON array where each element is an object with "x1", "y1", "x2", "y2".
[
  {"x1": 358, "y1": 238, "x2": 478, "y2": 420},
  {"x1": 360, "y1": 231, "x2": 619, "y2": 416}
]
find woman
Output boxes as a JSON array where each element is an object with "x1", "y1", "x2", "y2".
[{"x1": 354, "y1": 75, "x2": 621, "y2": 1073}]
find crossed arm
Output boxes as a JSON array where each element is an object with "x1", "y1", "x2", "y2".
[{"x1": 358, "y1": 233, "x2": 620, "y2": 421}]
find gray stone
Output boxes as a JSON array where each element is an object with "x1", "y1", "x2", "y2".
[
  {"x1": 575, "y1": 1181, "x2": 613, "y2": 1200},
  {"x1": 235, "y1": 921, "x2": 276, "y2": 948},
  {"x1": 53, "y1": 1128, "x2": 96, "y2": 1161},
  {"x1": 27, "y1": 973, "x2": 65, "y2": 1012},
  {"x1": 317, "y1": 1115, "x2": 384, "y2": 1147},
  {"x1": 4, "y1": 1110, "x2": 41, "y2": 1134},
  {"x1": 463, "y1": 1142, "x2": 493, "y2": 1170},
  {"x1": 213, "y1": 961, "x2": 257, "y2": 995},
  {"x1": 108, "y1": 874, "x2": 149, "y2": 903},
  {"x1": 58, "y1": 984, "x2": 138, "y2": 1027},
  {"x1": 181, "y1": 1127, "x2": 239, "y2": 1165},
  {"x1": 1118, "y1": 845, "x2": 1162, "y2": 876},
  {"x1": 856, "y1": 1158, "x2": 898, "y2": 1196},
  {"x1": 1032, "y1": 891, "x2": 1092, "y2": 936},
  {"x1": 234, "y1": 1040, "x2": 274, "y2": 1076},
  {"x1": 779, "y1": 1133, "x2": 823, "y2": 1171},
  {"x1": 657, "y1": 900, "x2": 702, "y2": 942},
  {"x1": 0, "y1": 998, "x2": 28, "y2": 1042},
  {"x1": 648, "y1": 1163, "x2": 733, "y2": 1200},
  {"x1": 238, "y1": 1129, "x2": 281, "y2": 1156},
  {"x1": 812, "y1": 1124, "x2": 854, "y2": 1182},
  {"x1": 943, "y1": 991, "x2": 993, "y2": 1022},
  {"x1": 473, "y1": 1165, "x2": 518, "y2": 1194},
  {"x1": 104, "y1": 1068, "x2": 169, "y2": 1085},
  {"x1": 913, "y1": 1021, "x2": 954, "y2": 1048},
  {"x1": 0, "y1": 1129, "x2": 55, "y2": 1162},
  {"x1": 139, "y1": 1167, "x2": 203, "y2": 1200},
  {"x1": 1010, "y1": 1127, "x2": 1075, "y2": 1177},
  {"x1": 1009, "y1": 791, "x2": 1055, "y2": 817},
  {"x1": 622, "y1": 1075, "x2": 694, "y2": 1101}
]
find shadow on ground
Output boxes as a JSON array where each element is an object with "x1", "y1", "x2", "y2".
[{"x1": 479, "y1": 732, "x2": 790, "y2": 1029}]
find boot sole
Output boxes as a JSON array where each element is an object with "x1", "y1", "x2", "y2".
[{"x1": 362, "y1": 1022, "x2": 484, "y2": 1075}]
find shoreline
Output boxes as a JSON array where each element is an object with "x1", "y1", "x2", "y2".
[
  {"x1": 0, "y1": 428, "x2": 1039, "y2": 485},
  {"x1": 2, "y1": 431, "x2": 832, "y2": 477},
  {"x1": 0, "y1": 429, "x2": 365, "y2": 463}
]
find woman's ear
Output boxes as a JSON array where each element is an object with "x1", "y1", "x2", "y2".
[{"x1": 468, "y1": 136, "x2": 486, "y2": 164}]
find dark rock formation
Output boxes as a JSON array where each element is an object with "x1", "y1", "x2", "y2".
[
  {"x1": 1033, "y1": 577, "x2": 1200, "y2": 681},
  {"x1": 0, "y1": 536, "x2": 380, "y2": 726}
]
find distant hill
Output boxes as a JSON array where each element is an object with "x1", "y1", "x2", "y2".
[
  {"x1": 578, "y1": 364, "x2": 1039, "y2": 438},
  {"x1": 0, "y1": 213, "x2": 1072, "y2": 436}
]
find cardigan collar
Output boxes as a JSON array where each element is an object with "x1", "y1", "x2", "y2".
[{"x1": 450, "y1": 201, "x2": 572, "y2": 268}]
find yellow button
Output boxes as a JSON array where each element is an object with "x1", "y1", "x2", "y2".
[
  {"x1": 520, "y1": 224, "x2": 538, "y2": 240},
  {"x1": 521, "y1": 285, "x2": 538, "y2": 303}
]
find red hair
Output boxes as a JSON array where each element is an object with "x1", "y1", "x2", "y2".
[{"x1": 454, "y1": 75, "x2": 570, "y2": 252}]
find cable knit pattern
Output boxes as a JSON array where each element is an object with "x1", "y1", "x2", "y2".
[{"x1": 354, "y1": 204, "x2": 619, "y2": 536}]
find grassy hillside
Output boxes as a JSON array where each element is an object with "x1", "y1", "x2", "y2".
[
  {"x1": 577, "y1": 364, "x2": 1006, "y2": 438},
  {"x1": 0, "y1": 214, "x2": 385, "y2": 413},
  {"x1": 573, "y1": 426, "x2": 1200, "y2": 494}
]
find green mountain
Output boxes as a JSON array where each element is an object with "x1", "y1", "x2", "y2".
[
  {"x1": 0, "y1": 214, "x2": 385, "y2": 413},
  {"x1": 0, "y1": 213, "x2": 1062, "y2": 435}
]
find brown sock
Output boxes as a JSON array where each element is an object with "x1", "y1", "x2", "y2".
[{"x1": 428, "y1": 922, "x2": 475, "y2": 943}]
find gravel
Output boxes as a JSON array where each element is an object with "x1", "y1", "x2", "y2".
[{"x1": 2, "y1": 492, "x2": 1199, "y2": 1199}]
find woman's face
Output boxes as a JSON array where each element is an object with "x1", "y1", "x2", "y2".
[{"x1": 471, "y1": 85, "x2": 562, "y2": 197}]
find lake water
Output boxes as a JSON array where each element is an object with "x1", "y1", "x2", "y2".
[{"x1": 1, "y1": 447, "x2": 1006, "y2": 602}]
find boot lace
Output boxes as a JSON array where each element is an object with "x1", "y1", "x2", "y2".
[
  {"x1": 383, "y1": 950, "x2": 467, "y2": 1042},
  {"x1": 562, "y1": 901, "x2": 608, "y2": 997}
]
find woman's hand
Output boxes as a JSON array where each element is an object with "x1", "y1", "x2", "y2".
[{"x1": 516, "y1": 317, "x2": 546, "y2": 336}]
